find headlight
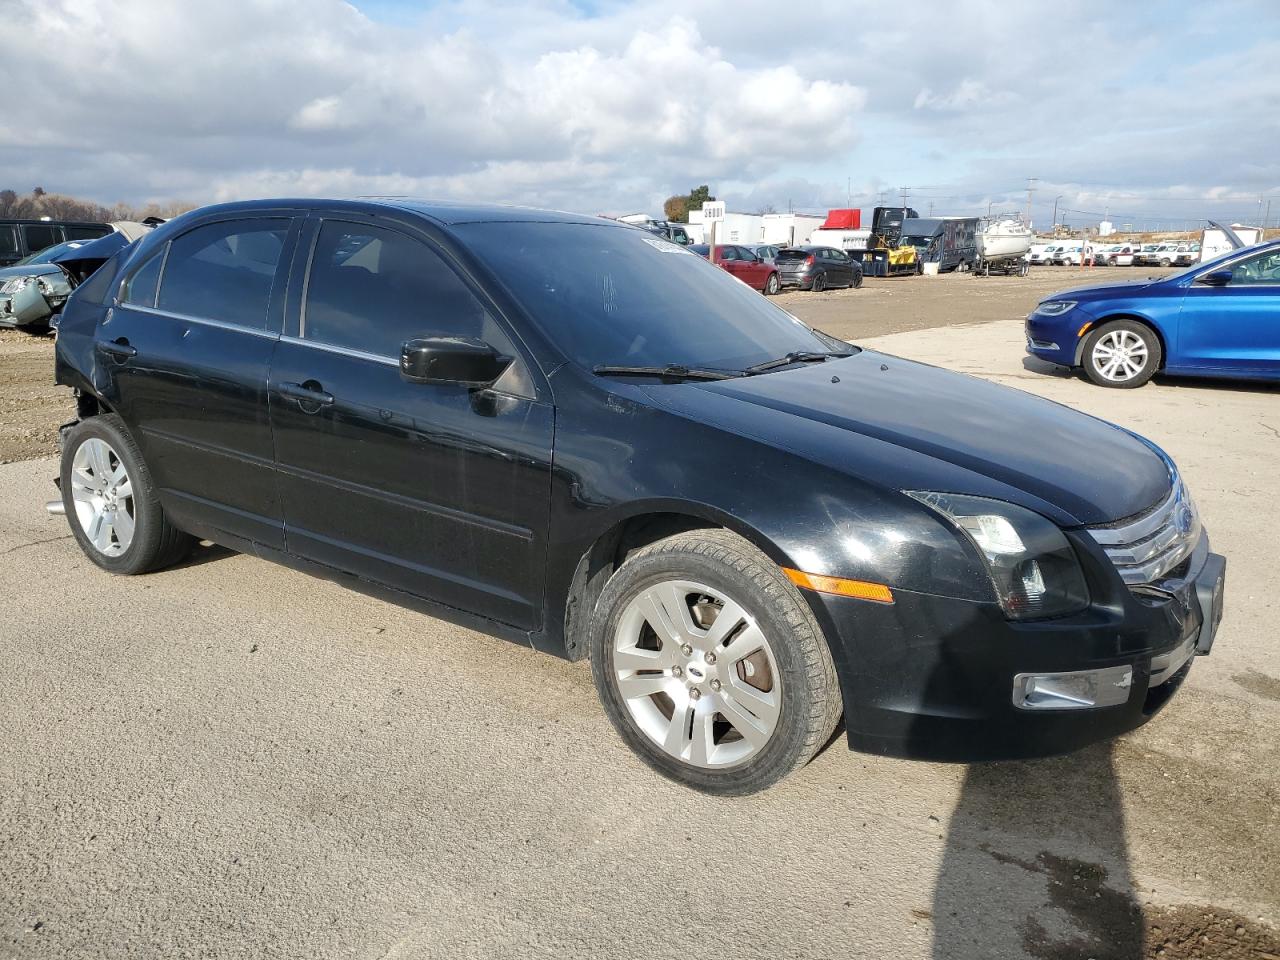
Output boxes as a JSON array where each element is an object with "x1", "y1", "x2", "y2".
[
  {"x1": 1035, "y1": 300, "x2": 1077, "y2": 316},
  {"x1": 908, "y1": 492, "x2": 1089, "y2": 620},
  {"x1": 0, "y1": 276, "x2": 32, "y2": 295}
]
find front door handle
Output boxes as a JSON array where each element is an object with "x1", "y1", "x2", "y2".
[
  {"x1": 277, "y1": 380, "x2": 335, "y2": 408},
  {"x1": 99, "y1": 338, "x2": 137, "y2": 361}
]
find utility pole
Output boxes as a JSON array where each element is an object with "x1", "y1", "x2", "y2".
[
  {"x1": 928, "y1": 200, "x2": 934, "y2": 217},
  {"x1": 1052, "y1": 195, "x2": 1063, "y2": 230},
  {"x1": 1265, "y1": 200, "x2": 1272, "y2": 229},
  {"x1": 1026, "y1": 177, "x2": 1038, "y2": 228},
  {"x1": 847, "y1": 177, "x2": 852, "y2": 208},
  {"x1": 900, "y1": 186, "x2": 910, "y2": 211}
]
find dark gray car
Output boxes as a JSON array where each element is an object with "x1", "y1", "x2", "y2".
[{"x1": 775, "y1": 245, "x2": 863, "y2": 291}]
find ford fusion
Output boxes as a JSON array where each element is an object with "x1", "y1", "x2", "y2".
[{"x1": 52, "y1": 200, "x2": 1226, "y2": 794}]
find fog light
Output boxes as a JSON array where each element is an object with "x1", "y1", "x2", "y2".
[{"x1": 1012, "y1": 665, "x2": 1133, "y2": 710}]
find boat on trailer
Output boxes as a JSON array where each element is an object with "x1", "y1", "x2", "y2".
[{"x1": 976, "y1": 216, "x2": 1033, "y2": 275}]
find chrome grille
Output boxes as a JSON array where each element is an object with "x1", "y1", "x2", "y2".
[{"x1": 1087, "y1": 480, "x2": 1200, "y2": 585}]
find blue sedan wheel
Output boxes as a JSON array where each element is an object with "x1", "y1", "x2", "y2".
[{"x1": 1082, "y1": 320, "x2": 1162, "y2": 389}]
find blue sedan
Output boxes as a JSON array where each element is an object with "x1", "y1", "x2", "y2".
[{"x1": 1026, "y1": 239, "x2": 1280, "y2": 387}]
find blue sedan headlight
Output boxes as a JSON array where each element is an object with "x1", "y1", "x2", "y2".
[{"x1": 1036, "y1": 300, "x2": 1077, "y2": 317}]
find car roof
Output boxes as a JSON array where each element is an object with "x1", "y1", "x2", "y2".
[{"x1": 172, "y1": 197, "x2": 612, "y2": 228}]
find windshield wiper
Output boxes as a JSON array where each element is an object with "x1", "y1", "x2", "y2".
[
  {"x1": 592, "y1": 364, "x2": 742, "y2": 382},
  {"x1": 744, "y1": 350, "x2": 853, "y2": 375}
]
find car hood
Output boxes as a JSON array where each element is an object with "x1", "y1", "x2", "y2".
[
  {"x1": 1041, "y1": 279, "x2": 1164, "y2": 302},
  {"x1": 644, "y1": 350, "x2": 1172, "y2": 526},
  {"x1": 0, "y1": 263, "x2": 62, "y2": 281}
]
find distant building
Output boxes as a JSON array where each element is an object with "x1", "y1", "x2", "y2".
[{"x1": 1098, "y1": 220, "x2": 1115, "y2": 237}]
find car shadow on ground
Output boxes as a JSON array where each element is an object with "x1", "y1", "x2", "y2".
[
  {"x1": 169, "y1": 540, "x2": 237, "y2": 570},
  {"x1": 930, "y1": 745, "x2": 1145, "y2": 959}
]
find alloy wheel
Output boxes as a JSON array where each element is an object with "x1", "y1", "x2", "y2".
[
  {"x1": 1091, "y1": 329, "x2": 1149, "y2": 383},
  {"x1": 612, "y1": 579, "x2": 781, "y2": 768},
  {"x1": 69, "y1": 438, "x2": 135, "y2": 556}
]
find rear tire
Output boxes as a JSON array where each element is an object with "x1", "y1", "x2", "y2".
[
  {"x1": 61, "y1": 414, "x2": 194, "y2": 575},
  {"x1": 811, "y1": 273, "x2": 827, "y2": 293},
  {"x1": 764, "y1": 273, "x2": 780, "y2": 295},
  {"x1": 590, "y1": 529, "x2": 843, "y2": 795},
  {"x1": 1082, "y1": 320, "x2": 1161, "y2": 389}
]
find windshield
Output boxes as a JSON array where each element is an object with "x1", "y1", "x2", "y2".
[
  {"x1": 455, "y1": 221, "x2": 838, "y2": 372},
  {"x1": 901, "y1": 235, "x2": 933, "y2": 248}
]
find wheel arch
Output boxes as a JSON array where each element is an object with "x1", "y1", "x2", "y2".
[
  {"x1": 1074, "y1": 314, "x2": 1169, "y2": 370},
  {"x1": 559, "y1": 503, "x2": 795, "y2": 662}
]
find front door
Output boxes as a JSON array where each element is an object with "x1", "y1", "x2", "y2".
[
  {"x1": 96, "y1": 214, "x2": 296, "y2": 549},
  {"x1": 1177, "y1": 248, "x2": 1280, "y2": 375},
  {"x1": 268, "y1": 215, "x2": 554, "y2": 629}
]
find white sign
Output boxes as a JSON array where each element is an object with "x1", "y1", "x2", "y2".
[{"x1": 702, "y1": 201, "x2": 725, "y2": 222}]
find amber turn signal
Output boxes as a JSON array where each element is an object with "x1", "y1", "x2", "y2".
[{"x1": 782, "y1": 568, "x2": 894, "y2": 604}]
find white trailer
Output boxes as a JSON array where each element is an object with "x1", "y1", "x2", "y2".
[
  {"x1": 761, "y1": 213, "x2": 825, "y2": 247},
  {"x1": 1201, "y1": 224, "x2": 1262, "y2": 261}
]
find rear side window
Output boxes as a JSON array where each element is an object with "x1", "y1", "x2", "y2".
[
  {"x1": 157, "y1": 219, "x2": 288, "y2": 328},
  {"x1": 121, "y1": 249, "x2": 165, "y2": 308},
  {"x1": 64, "y1": 225, "x2": 111, "y2": 241},
  {"x1": 22, "y1": 224, "x2": 61, "y2": 253},
  {"x1": 302, "y1": 220, "x2": 516, "y2": 360}
]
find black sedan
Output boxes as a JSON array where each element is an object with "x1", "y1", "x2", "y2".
[
  {"x1": 52, "y1": 199, "x2": 1223, "y2": 794},
  {"x1": 775, "y1": 245, "x2": 863, "y2": 291}
]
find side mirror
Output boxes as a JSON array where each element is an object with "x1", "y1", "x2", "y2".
[
  {"x1": 1196, "y1": 269, "x2": 1232, "y2": 287},
  {"x1": 400, "y1": 337, "x2": 510, "y2": 388}
]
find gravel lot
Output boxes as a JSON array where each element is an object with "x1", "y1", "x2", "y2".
[{"x1": 1, "y1": 266, "x2": 1277, "y2": 959}]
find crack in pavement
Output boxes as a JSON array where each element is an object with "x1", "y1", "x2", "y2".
[{"x1": 2, "y1": 534, "x2": 72, "y2": 556}]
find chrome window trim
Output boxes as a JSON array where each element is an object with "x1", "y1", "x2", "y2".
[
  {"x1": 124, "y1": 304, "x2": 278, "y2": 340},
  {"x1": 278, "y1": 334, "x2": 398, "y2": 368},
  {"x1": 297, "y1": 223, "x2": 322, "y2": 339}
]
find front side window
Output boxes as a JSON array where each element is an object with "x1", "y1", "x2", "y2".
[
  {"x1": 1229, "y1": 249, "x2": 1280, "y2": 285},
  {"x1": 0, "y1": 226, "x2": 18, "y2": 258},
  {"x1": 455, "y1": 221, "x2": 839, "y2": 372},
  {"x1": 303, "y1": 220, "x2": 517, "y2": 361},
  {"x1": 157, "y1": 219, "x2": 288, "y2": 328},
  {"x1": 22, "y1": 224, "x2": 60, "y2": 253}
]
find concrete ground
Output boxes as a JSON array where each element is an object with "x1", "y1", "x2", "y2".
[{"x1": 1, "y1": 276, "x2": 1278, "y2": 958}]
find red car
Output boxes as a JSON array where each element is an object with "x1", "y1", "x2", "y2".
[{"x1": 691, "y1": 244, "x2": 781, "y2": 295}]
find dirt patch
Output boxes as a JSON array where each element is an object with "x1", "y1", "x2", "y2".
[
  {"x1": 0, "y1": 329, "x2": 71, "y2": 464},
  {"x1": 773, "y1": 263, "x2": 1174, "y2": 344},
  {"x1": 1233, "y1": 669, "x2": 1280, "y2": 702},
  {"x1": 983, "y1": 846, "x2": 1280, "y2": 960}
]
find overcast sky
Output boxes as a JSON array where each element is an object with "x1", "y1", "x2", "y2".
[{"x1": 5, "y1": 0, "x2": 1278, "y2": 228}]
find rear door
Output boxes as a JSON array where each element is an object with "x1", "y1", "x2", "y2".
[
  {"x1": 268, "y1": 213, "x2": 554, "y2": 629},
  {"x1": 98, "y1": 214, "x2": 297, "y2": 548},
  {"x1": 1176, "y1": 248, "x2": 1280, "y2": 375}
]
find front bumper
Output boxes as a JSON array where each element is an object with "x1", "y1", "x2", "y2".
[{"x1": 809, "y1": 532, "x2": 1224, "y2": 762}]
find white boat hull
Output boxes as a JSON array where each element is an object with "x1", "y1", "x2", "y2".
[{"x1": 978, "y1": 220, "x2": 1033, "y2": 260}]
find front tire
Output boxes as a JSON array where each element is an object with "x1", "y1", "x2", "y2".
[
  {"x1": 590, "y1": 529, "x2": 843, "y2": 795},
  {"x1": 1082, "y1": 320, "x2": 1161, "y2": 389},
  {"x1": 850, "y1": 269, "x2": 863, "y2": 289},
  {"x1": 61, "y1": 414, "x2": 194, "y2": 574}
]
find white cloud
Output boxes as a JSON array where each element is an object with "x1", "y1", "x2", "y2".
[{"x1": 1, "y1": 0, "x2": 1277, "y2": 223}]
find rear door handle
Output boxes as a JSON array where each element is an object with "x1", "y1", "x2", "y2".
[
  {"x1": 99, "y1": 338, "x2": 137, "y2": 360},
  {"x1": 277, "y1": 380, "x2": 335, "y2": 407}
]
